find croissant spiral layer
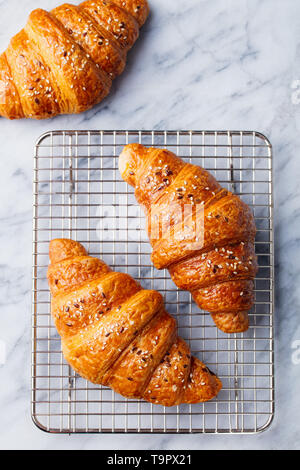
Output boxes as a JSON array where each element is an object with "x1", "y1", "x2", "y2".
[
  {"x1": 48, "y1": 238, "x2": 222, "y2": 407},
  {"x1": 119, "y1": 144, "x2": 258, "y2": 333}
]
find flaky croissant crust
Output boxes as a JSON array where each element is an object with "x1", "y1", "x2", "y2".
[
  {"x1": 47, "y1": 238, "x2": 222, "y2": 407},
  {"x1": 119, "y1": 144, "x2": 259, "y2": 334},
  {"x1": 0, "y1": 0, "x2": 149, "y2": 119}
]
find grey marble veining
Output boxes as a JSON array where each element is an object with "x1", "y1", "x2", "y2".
[{"x1": 0, "y1": 0, "x2": 299, "y2": 450}]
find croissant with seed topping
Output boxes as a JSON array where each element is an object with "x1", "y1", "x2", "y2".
[
  {"x1": 47, "y1": 238, "x2": 222, "y2": 406},
  {"x1": 0, "y1": 0, "x2": 149, "y2": 119},
  {"x1": 119, "y1": 144, "x2": 259, "y2": 333}
]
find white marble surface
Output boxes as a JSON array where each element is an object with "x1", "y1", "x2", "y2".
[{"x1": 0, "y1": 0, "x2": 299, "y2": 450}]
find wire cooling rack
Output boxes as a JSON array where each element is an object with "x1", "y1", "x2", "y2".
[{"x1": 32, "y1": 130, "x2": 274, "y2": 434}]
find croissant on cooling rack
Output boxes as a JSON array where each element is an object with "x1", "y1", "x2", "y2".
[
  {"x1": 47, "y1": 238, "x2": 222, "y2": 406},
  {"x1": 0, "y1": 0, "x2": 149, "y2": 119},
  {"x1": 119, "y1": 144, "x2": 259, "y2": 334}
]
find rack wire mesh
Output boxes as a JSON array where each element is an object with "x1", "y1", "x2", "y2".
[{"x1": 32, "y1": 130, "x2": 274, "y2": 434}]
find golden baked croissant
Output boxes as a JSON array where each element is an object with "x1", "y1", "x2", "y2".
[
  {"x1": 119, "y1": 144, "x2": 259, "y2": 334},
  {"x1": 0, "y1": 0, "x2": 149, "y2": 119},
  {"x1": 47, "y1": 238, "x2": 222, "y2": 406}
]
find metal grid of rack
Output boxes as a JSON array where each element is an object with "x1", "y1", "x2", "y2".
[{"x1": 32, "y1": 130, "x2": 274, "y2": 434}]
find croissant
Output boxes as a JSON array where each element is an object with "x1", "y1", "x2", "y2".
[
  {"x1": 0, "y1": 0, "x2": 149, "y2": 119},
  {"x1": 119, "y1": 144, "x2": 259, "y2": 334},
  {"x1": 47, "y1": 238, "x2": 222, "y2": 406}
]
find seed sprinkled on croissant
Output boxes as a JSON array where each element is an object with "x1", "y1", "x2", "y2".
[{"x1": 47, "y1": 238, "x2": 222, "y2": 406}]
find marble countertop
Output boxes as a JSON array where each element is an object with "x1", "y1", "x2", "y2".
[{"x1": 0, "y1": 0, "x2": 299, "y2": 450}]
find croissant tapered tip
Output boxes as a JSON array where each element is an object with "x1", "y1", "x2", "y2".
[
  {"x1": 211, "y1": 311, "x2": 249, "y2": 333},
  {"x1": 183, "y1": 357, "x2": 222, "y2": 404},
  {"x1": 49, "y1": 238, "x2": 87, "y2": 264},
  {"x1": 119, "y1": 143, "x2": 146, "y2": 186}
]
